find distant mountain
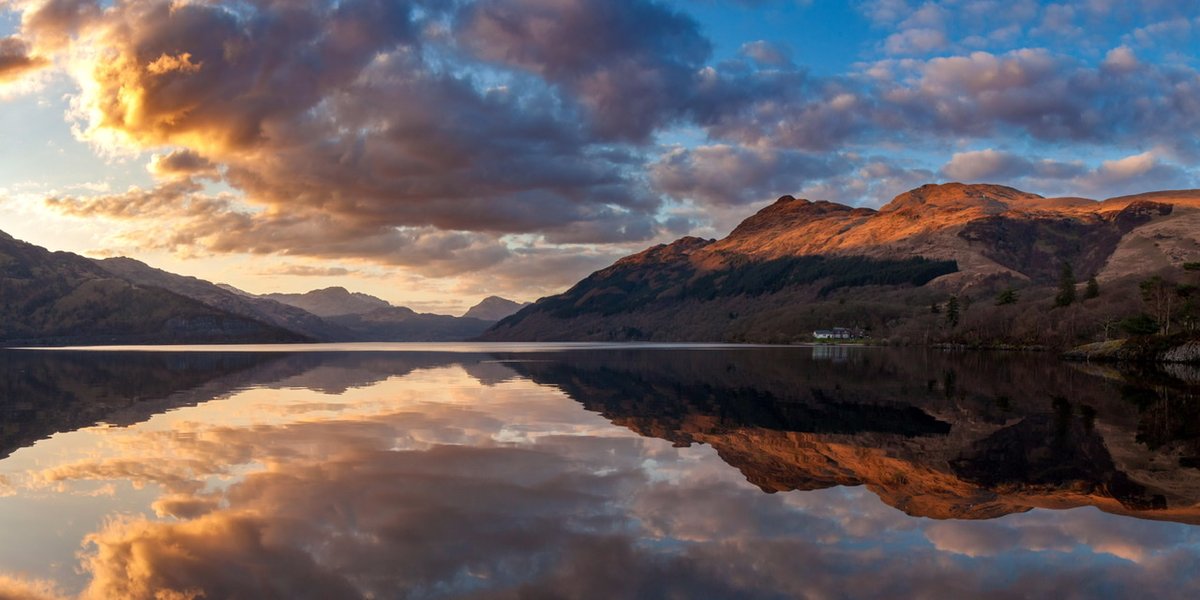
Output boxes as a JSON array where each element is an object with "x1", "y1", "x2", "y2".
[
  {"x1": 95, "y1": 257, "x2": 350, "y2": 341},
  {"x1": 216, "y1": 283, "x2": 255, "y2": 297},
  {"x1": 0, "y1": 231, "x2": 307, "y2": 345},
  {"x1": 482, "y1": 184, "x2": 1200, "y2": 345},
  {"x1": 261, "y1": 286, "x2": 494, "y2": 341},
  {"x1": 262, "y1": 287, "x2": 393, "y2": 317},
  {"x1": 325, "y1": 307, "x2": 495, "y2": 342},
  {"x1": 464, "y1": 296, "x2": 530, "y2": 321},
  {"x1": 0, "y1": 231, "x2": 504, "y2": 345}
]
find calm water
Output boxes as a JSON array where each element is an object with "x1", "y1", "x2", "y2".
[{"x1": 1, "y1": 344, "x2": 1199, "y2": 599}]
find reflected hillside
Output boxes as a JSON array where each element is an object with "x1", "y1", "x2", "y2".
[
  {"x1": 501, "y1": 348, "x2": 1200, "y2": 523},
  {"x1": 0, "y1": 350, "x2": 499, "y2": 460},
  {"x1": 0, "y1": 351, "x2": 287, "y2": 459},
  {"x1": 7, "y1": 346, "x2": 1200, "y2": 525}
]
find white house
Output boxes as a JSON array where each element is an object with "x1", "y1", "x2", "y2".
[{"x1": 812, "y1": 327, "x2": 863, "y2": 340}]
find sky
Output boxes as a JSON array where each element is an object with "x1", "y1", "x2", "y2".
[{"x1": 1, "y1": 0, "x2": 1199, "y2": 313}]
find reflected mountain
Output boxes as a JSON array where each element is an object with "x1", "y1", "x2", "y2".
[
  {"x1": 0, "y1": 350, "x2": 496, "y2": 460},
  {"x1": 4, "y1": 346, "x2": 1200, "y2": 525},
  {"x1": 499, "y1": 348, "x2": 1200, "y2": 523}
]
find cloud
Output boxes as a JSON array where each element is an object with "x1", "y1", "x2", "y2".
[
  {"x1": 797, "y1": 159, "x2": 936, "y2": 208},
  {"x1": 884, "y1": 27, "x2": 947, "y2": 55},
  {"x1": 44, "y1": 183, "x2": 516, "y2": 275},
  {"x1": 10, "y1": 352, "x2": 1200, "y2": 598},
  {"x1": 870, "y1": 48, "x2": 1200, "y2": 155},
  {"x1": 650, "y1": 144, "x2": 852, "y2": 207},
  {"x1": 146, "y1": 150, "x2": 218, "y2": 180},
  {"x1": 942, "y1": 149, "x2": 1037, "y2": 181},
  {"x1": 739, "y1": 40, "x2": 792, "y2": 67},
  {"x1": 0, "y1": 576, "x2": 67, "y2": 600},
  {"x1": 12, "y1": 0, "x2": 674, "y2": 277},
  {"x1": 1101, "y1": 45, "x2": 1140, "y2": 74},
  {"x1": 456, "y1": 0, "x2": 712, "y2": 142},
  {"x1": 1079, "y1": 151, "x2": 1193, "y2": 196},
  {"x1": 937, "y1": 149, "x2": 1193, "y2": 197},
  {"x1": 268, "y1": 265, "x2": 356, "y2": 278},
  {"x1": 5, "y1": 0, "x2": 1200, "y2": 286},
  {"x1": 0, "y1": 35, "x2": 47, "y2": 83}
]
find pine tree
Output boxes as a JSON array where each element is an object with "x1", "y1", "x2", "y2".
[
  {"x1": 995, "y1": 288, "x2": 1018, "y2": 305},
  {"x1": 1055, "y1": 263, "x2": 1076, "y2": 307},
  {"x1": 946, "y1": 295, "x2": 960, "y2": 327},
  {"x1": 1084, "y1": 276, "x2": 1099, "y2": 300}
]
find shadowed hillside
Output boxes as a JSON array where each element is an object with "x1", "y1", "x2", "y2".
[{"x1": 0, "y1": 231, "x2": 308, "y2": 345}]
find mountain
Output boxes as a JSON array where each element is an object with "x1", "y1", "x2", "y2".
[
  {"x1": 262, "y1": 287, "x2": 393, "y2": 317},
  {"x1": 482, "y1": 183, "x2": 1200, "y2": 345},
  {"x1": 464, "y1": 296, "x2": 530, "y2": 321},
  {"x1": 95, "y1": 257, "x2": 351, "y2": 341},
  {"x1": 0, "y1": 231, "x2": 307, "y2": 345},
  {"x1": 0, "y1": 231, "x2": 497, "y2": 345},
  {"x1": 323, "y1": 307, "x2": 496, "y2": 342},
  {"x1": 262, "y1": 286, "x2": 495, "y2": 341}
]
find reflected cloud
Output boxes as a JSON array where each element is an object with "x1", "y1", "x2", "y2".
[
  {"x1": 2, "y1": 348, "x2": 1200, "y2": 597},
  {"x1": 502, "y1": 348, "x2": 1200, "y2": 523}
]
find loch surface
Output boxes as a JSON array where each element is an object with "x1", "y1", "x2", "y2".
[{"x1": 1, "y1": 344, "x2": 1200, "y2": 598}]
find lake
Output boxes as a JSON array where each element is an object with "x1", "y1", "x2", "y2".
[{"x1": 1, "y1": 344, "x2": 1199, "y2": 598}]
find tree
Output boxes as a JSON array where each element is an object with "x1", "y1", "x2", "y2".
[
  {"x1": 995, "y1": 288, "x2": 1018, "y2": 306},
  {"x1": 946, "y1": 295, "x2": 960, "y2": 327},
  {"x1": 1055, "y1": 263, "x2": 1076, "y2": 307},
  {"x1": 1120, "y1": 313, "x2": 1159, "y2": 336},
  {"x1": 1095, "y1": 314, "x2": 1121, "y2": 341},
  {"x1": 1178, "y1": 284, "x2": 1199, "y2": 333},
  {"x1": 930, "y1": 301, "x2": 940, "y2": 314},
  {"x1": 1140, "y1": 276, "x2": 1177, "y2": 336},
  {"x1": 1084, "y1": 276, "x2": 1099, "y2": 300}
]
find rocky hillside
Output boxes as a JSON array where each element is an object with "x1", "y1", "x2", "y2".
[
  {"x1": 483, "y1": 184, "x2": 1200, "y2": 343},
  {"x1": 0, "y1": 231, "x2": 306, "y2": 345}
]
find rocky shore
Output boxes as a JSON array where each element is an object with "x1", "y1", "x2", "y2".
[{"x1": 1064, "y1": 337, "x2": 1200, "y2": 364}]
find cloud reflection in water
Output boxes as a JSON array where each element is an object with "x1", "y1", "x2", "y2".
[{"x1": 0, "y1": 348, "x2": 1199, "y2": 598}]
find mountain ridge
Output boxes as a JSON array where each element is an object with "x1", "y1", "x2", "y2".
[
  {"x1": 464, "y1": 296, "x2": 532, "y2": 321},
  {"x1": 0, "y1": 231, "x2": 308, "y2": 345},
  {"x1": 0, "y1": 234, "x2": 519, "y2": 344},
  {"x1": 482, "y1": 183, "x2": 1200, "y2": 345}
]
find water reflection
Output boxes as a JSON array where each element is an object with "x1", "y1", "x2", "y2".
[
  {"x1": 501, "y1": 349, "x2": 1200, "y2": 522},
  {"x1": 0, "y1": 346, "x2": 1198, "y2": 599}
]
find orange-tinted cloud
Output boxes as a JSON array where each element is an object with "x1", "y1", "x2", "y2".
[
  {"x1": 0, "y1": 35, "x2": 47, "y2": 83},
  {"x1": 8, "y1": 0, "x2": 1200, "y2": 284},
  {"x1": 0, "y1": 575, "x2": 66, "y2": 600}
]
